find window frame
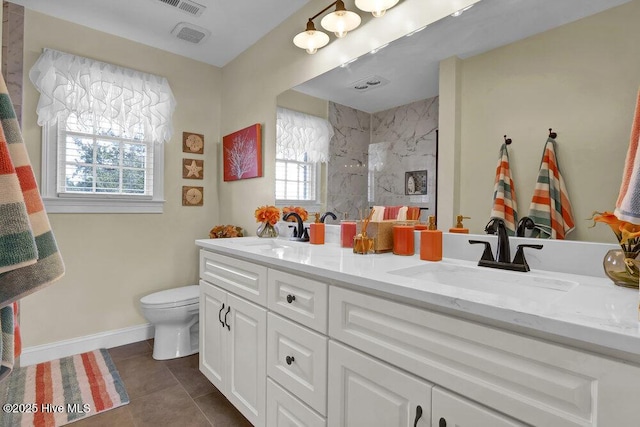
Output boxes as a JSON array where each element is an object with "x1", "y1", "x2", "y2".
[
  {"x1": 41, "y1": 118, "x2": 165, "y2": 214},
  {"x1": 274, "y1": 156, "x2": 323, "y2": 212}
]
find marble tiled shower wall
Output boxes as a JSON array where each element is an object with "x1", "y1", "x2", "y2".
[
  {"x1": 327, "y1": 102, "x2": 370, "y2": 221},
  {"x1": 328, "y1": 97, "x2": 438, "y2": 221}
]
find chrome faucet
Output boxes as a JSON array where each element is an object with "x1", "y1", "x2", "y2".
[{"x1": 283, "y1": 212, "x2": 308, "y2": 242}]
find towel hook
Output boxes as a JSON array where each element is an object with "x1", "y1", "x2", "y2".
[
  {"x1": 504, "y1": 135, "x2": 512, "y2": 145},
  {"x1": 548, "y1": 128, "x2": 557, "y2": 138}
]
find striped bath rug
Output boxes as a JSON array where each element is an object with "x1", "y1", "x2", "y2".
[{"x1": 1, "y1": 349, "x2": 129, "y2": 426}]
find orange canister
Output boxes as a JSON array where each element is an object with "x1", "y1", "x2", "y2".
[
  {"x1": 340, "y1": 221, "x2": 357, "y2": 248},
  {"x1": 393, "y1": 224, "x2": 415, "y2": 256}
]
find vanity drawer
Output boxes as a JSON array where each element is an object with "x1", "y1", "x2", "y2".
[
  {"x1": 267, "y1": 269, "x2": 328, "y2": 333},
  {"x1": 199, "y1": 250, "x2": 267, "y2": 305},
  {"x1": 266, "y1": 379, "x2": 326, "y2": 427},
  {"x1": 267, "y1": 312, "x2": 328, "y2": 415},
  {"x1": 329, "y1": 286, "x2": 640, "y2": 427}
]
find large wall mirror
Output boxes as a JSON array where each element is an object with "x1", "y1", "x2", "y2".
[{"x1": 276, "y1": 0, "x2": 637, "y2": 243}]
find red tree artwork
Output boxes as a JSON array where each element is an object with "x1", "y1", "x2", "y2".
[{"x1": 223, "y1": 124, "x2": 262, "y2": 181}]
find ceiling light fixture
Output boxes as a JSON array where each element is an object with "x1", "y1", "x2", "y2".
[
  {"x1": 293, "y1": 19, "x2": 330, "y2": 54},
  {"x1": 294, "y1": 0, "x2": 395, "y2": 54},
  {"x1": 355, "y1": 0, "x2": 399, "y2": 18},
  {"x1": 321, "y1": 0, "x2": 361, "y2": 38}
]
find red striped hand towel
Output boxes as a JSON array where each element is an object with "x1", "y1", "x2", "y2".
[
  {"x1": 615, "y1": 89, "x2": 640, "y2": 224},
  {"x1": 490, "y1": 143, "x2": 518, "y2": 235},
  {"x1": 528, "y1": 138, "x2": 575, "y2": 239}
]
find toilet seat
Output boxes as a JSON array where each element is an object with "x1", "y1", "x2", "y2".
[{"x1": 140, "y1": 285, "x2": 199, "y2": 309}]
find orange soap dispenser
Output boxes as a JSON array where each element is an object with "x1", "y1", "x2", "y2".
[
  {"x1": 449, "y1": 215, "x2": 470, "y2": 234},
  {"x1": 309, "y1": 212, "x2": 325, "y2": 245},
  {"x1": 420, "y1": 215, "x2": 442, "y2": 261}
]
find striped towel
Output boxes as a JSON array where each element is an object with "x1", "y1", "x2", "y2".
[
  {"x1": 0, "y1": 303, "x2": 18, "y2": 382},
  {"x1": 0, "y1": 74, "x2": 64, "y2": 308},
  {"x1": 615, "y1": 89, "x2": 640, "y2": 224},
  {"x1": 490, "y1": 143, "x2": 518, "y2": 235},
  {"x1": 528, "y1": 138, "x2": 575, "y2": 239}
]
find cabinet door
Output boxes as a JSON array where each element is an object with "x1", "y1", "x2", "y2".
[
  {"x1": 328, "y1": 341, "x2": 431, "y2": 427},
  {"x1": 266, "y1": 379, "x2": 326, "y2": 427},
  {"x1": 227, "y1": 292, "x2": 267, "y2": 427},
  {"x1": 432, "y1": 387, "x2": 525, "y2": 427},
  {"x1": 199, "y1": 280, "x2": 227, "y2": 391}
]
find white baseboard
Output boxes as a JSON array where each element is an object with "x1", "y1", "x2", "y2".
[{"x1": 20, "y1": 323, "x2": 154, "y2": 366}]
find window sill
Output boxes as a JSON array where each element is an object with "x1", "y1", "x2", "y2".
[{"x1": 43, "y1": 197, "x2": 165, "y2": 214}]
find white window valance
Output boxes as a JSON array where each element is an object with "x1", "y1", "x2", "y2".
[
  {"x1": 29, "y1": 49, "x2": 176, "y2": 143},
  {"x1": 276, "y1": 107, "x2": 334, "y2": 163}
]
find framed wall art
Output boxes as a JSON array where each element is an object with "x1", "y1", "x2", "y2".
[
  {"x1": 183, "y1": 159, "x2": 203, "y2": 179},
  {"x1": 405, "y1": 170, "x2": 427, "y2": 195},
  {"x1": 182, "y1": 186, "x2": 203, "y2": 206},
  {"x1": 183, "y1": 132, "x2": 204, "y2": 154},
  {"x1": 223, "y1": 123, "x2": 262, "y2": 181}
]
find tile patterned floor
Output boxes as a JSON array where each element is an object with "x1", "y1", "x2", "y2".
[{"x1": 73, "y1": 340, "x2": 252, "y2": 427}]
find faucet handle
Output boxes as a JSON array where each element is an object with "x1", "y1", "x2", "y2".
[
  {"x1": 469, "y1": 240, "x2": 495, "y2": 262},
  {"x1": 512, "y1": 244, "x2": 543, "y2": 272}
]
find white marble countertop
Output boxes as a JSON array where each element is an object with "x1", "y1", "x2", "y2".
[{"x1": 196, "y1": 236, "x2": 640, "y2": 363}]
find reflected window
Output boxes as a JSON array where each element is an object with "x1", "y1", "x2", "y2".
[{"x1": 275, "y1": 107, "x2": 333, "y2": 206}]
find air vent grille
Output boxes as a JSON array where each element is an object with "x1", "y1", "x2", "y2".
[
  {"x1": 171, "y1": 22, "x2": 211, "y2": 44},
  {"x1": 156, "y1": 0, "x2": 205, "y2": 17}
]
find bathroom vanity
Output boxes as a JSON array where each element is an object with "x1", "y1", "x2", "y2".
[{"x1": 196, "y1": 234, "x2": 640, "y2": 427}]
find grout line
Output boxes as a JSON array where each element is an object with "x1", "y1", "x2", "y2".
[{"x1": 166, "y1": 366, "x2": 215, "y2": 426}]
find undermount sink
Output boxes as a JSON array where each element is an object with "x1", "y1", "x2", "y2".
[
  {"x1": 388, "y1": 262, "x2": 578, "y2": 304},
  {"x1": 228, "y1": 237, "x2": 292, "y2": 251}
]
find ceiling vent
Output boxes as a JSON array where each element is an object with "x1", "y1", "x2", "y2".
[
  {"x1": 156, "y1": 0, "x2": 205, "y2": 17},
  {"x1": 171, "y1": 22, "x2": 211, "y2": 44},
  {"x1": 349, "y1": 75, "x2": 390, "y2": 92}
]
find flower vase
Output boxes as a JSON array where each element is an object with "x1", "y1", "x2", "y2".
[
  {"x1": 257, "y1": 222, "x2": 278, "y2": 238},
  {"x1": 602, "y1": 249, "x2": 640, "y2": 289}
]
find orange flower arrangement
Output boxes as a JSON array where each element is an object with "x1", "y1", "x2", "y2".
[
  {"x1": 590, "y1": 211, "x2": 640, "y2": 253},
  {"x1": 209, "y1": 225, "x2": 244, "y2": 238},
  {"x1": 282, "y1": 206, "x2": 309, "y2": 222},
  {"x1": 255, "y1": 205, "x2": 280, "y2": 225}
]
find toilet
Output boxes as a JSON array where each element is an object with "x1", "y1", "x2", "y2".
[{"x1": 140, "y1": 285, "x2": 200, "y2": 360}]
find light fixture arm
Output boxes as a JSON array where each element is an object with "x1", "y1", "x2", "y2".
[{"x1": 308, "y1": 1, "x2": 339, "y2": 23}]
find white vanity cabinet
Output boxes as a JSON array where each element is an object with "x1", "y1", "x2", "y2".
[
  {"x1": 199, "y1": 251, "x2": 267, "y2": 427},
  {"x1": 197, "y1": 242, "x2": 640, "y2": 427}
]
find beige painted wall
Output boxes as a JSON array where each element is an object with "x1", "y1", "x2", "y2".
[
  {"x1": 218, "y1": 0, "x2": 478, "y2": 229},
  {"x1": 453, "y1": 1, "x2": 640, "y2": 243},
  {"x1": 20, "y1": 11, "x2": 221, "y2": 346}
]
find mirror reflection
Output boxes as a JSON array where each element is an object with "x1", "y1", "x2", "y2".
[{"x1": 277, "y1": 0, "x2": 637, "y2": 242}]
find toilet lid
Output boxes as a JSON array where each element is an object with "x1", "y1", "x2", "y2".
[{"x1": 140, "y1": 285, "x2": 199, "y2": 309}]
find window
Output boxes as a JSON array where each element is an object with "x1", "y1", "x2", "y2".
[
  {"x1": 29, "y1": 49, "x2": 175, "y2": 213},
  {"x1": 275, "y1": 151, "x2": 319, "y2": 203},
  {"x1": 275, "y1": 107, "x2": 333, "y2": 208},
  {"x1": 42, "y1": 114, "x2": 164, "y2": 213}
]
